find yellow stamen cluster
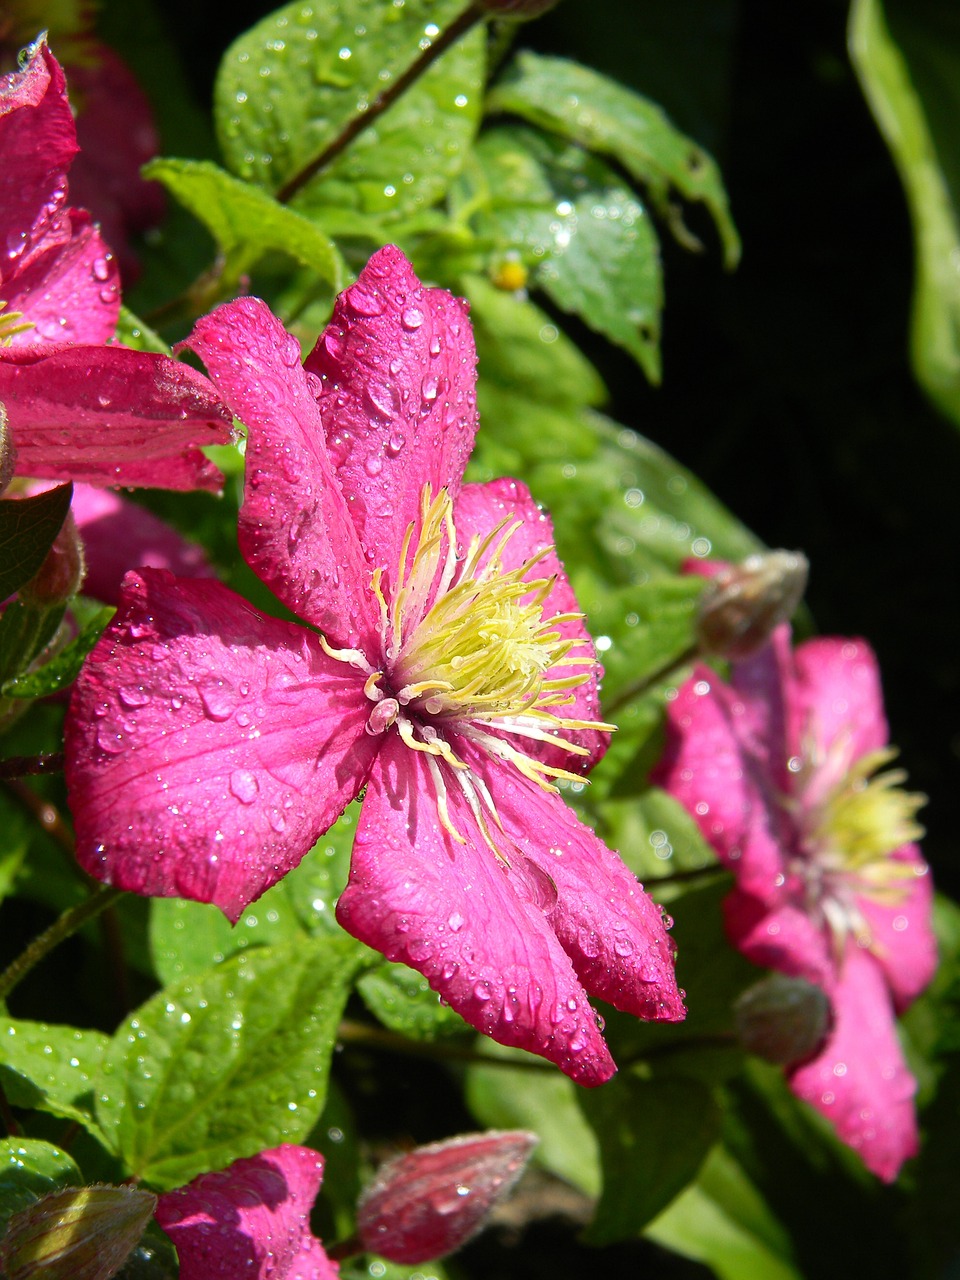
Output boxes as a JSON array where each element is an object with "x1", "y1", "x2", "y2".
[{"x1": 0, "y1": 300, "x2": 34, "y2": 345}]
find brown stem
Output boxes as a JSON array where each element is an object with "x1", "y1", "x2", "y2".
[
  {"x1": 603, "y1": 644, "x2": 699, "y2": 718},
  {"x1": 3, "y1": 779, "x2": 75, "y2": 861},
  {"x1": 0, "y1": 752, "x2": 64, "y2": 780},
  {"x1": 275, "y1": 1, "x2": 486, "y2": 204}
]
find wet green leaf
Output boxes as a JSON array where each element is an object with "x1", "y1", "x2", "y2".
[
  {"x1": 581, "y1": 1074, "x2": 720, "y2": 1243},
  {"x1": 95, "y1": 935, "x2": 366, "y2": 1188},
  {"x1": 850, "y1": 0, "x2": 960, "y2": 429},
  {"x1": 488, "y1": 52, "x2": 740, "y2": 267},
  {"x1": 358, "y1": 961, "x2": 471, "y2": 1040},
  {"x1": 0, "y1": 1140, "x2": 80, "y2": 1243},
  {"x1": 214, "y1": 0, "x2": 483, "y2": 219},
  {"x1": 3, "y1": 606, "x2": 114, "y2": 700},
  {"x1": 0, "y1": 485, "x2": 72, "y2": 604},
  {"x1": 0, "y1": 1019, "x2": 108, "y2": 1140},
  {"x1": 145, "y1": 158, "x2": 344, "y2": 289}
]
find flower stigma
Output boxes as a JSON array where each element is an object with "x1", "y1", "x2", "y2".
[
  {"x1": 0, "y1": 299, "x2": 34, "y2": 344},
  {"x1": 322, "y1": 485, "x2": 613, "y2": 848}
]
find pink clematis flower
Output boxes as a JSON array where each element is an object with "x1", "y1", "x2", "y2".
[
  {"x1": 0, "y1": 39, "x2": 231, "y2": 491},
  {"x1": 65, "y1": 246, "x2": 684, "y2": 1083},
  {"x1": 653, "y1": 622, "x2": 936, "y2": 1179},
  {"x1": 155, "y1": 1145, "x2": 338, "y2": 1280}
]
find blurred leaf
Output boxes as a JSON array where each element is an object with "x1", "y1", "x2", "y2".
[
  {"x1": 850, "y1": 0, "x2": 960, "y2": 429},
  {"x1": 0, "y1": 600, "x2": 67, "y2": 691},
  {"x1": 358, "y1": 961, "x2": 471, "y2": 1040},
  {"x1": 0, "y1": 1139, "x2": 80, "y2": 1242},
  {"x1": 95, "y1": 935, "x2": 366, "y2": 1188},
  {"x1": 3, "y1": 606, "x2": 114, "y2": 699},
  {"x1": 596, "y1": 787, "x2": 721, "y2": 887},
  {"x1": 646, "y1": 1144, "x2": 802, "y2": 1280},
  {"x1": 581, "y1": 1074, "x2": 720, "y2": 1243},
  {"x1": 0, "y1": 1018, "x2": 108, "y2": 1140},
  {"x1": 145, "y1": 158, "x2": 344, "y2": 288},
  {"x1": 339, "y1": 1261, "x2": 449, "y2": 1280},
  {"x1": 0, "y1": 485, "x2": 72, "y2": 604},
  {"x1": 473, "y1": 126, "x2": 663, "y2": 380},
  {"x1": 214, "y1": 0, "x2": 484, "y2": 218},
  {"x1": 464, "y1": 1041, "x2": 600, "y2": 1197},
  {"x1": 488, "y1": 52, "x2": 740, "y2": 267},
  {"x1": 307, "y1": 1077, "x2": 361, "y2": 1240},
  {"x1": 113, "y1": 308, "x2": 171, "y2": 355}
]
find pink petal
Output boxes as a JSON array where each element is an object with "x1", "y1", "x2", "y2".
[
  {"x1": 185, "y1": 297, "x2": 378, "y2": 649},
  {"x1": 0, "y1": 41, "x2": 76, "y2": 275},
  {"x1": 68, "y1": 482, "x2": 212, "y2": 605},
  {"x1": 156, "y1": 1145, "x2": 337, "y2": 1280},
  {"x1": 4, "y1": 209, "x2": 119, "y2": 346},
  {"x1": 66, "y1": 570, "x2": 377, "y2": 922},
  {"x1": 652, "y1": 667, "x2": 788, "y2": 903},
  {"x1": 303, "y1": 246, "x2": 478, "y2": 578},
  {"x1": 788, "y1": 637, "x2": 889, "y2": 794},
  {"x1": 2, "y1": 343, "x2": 232, "y2": 491},
  {"x1": 453, "y1": 478, "x2": 609, "y2": 772},
  {"x1": 469, "y1": 743, "x2": 685, "y2": 1023},
  {"x1": 336, "y1": 735, "x2": 616, "y2": 1085},
  {"x1": 728, "y1": 625, "x2": 793, "y2": 792},
  {"x1": 357, "y1": 1131, "x2": 537, "y2": 1263},
  {"x1": 723, "y1": 888, "x2": 834, "y2": 990},
  {"x1": 788, "y1": 943, "x2": 919, "y2": 1182},
  {"x1": 857, "y1": 842, "x2": 937, "y2": 1012}
]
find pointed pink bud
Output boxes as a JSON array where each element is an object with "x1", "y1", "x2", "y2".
[
  {"x1": 734, "y1": 973, "x2": 832, "y2": 1067},
  {"x1": 0, "y1": 1184, "x2": 156, "y2": 1280},
  {"x1": 694, "y1": 550, "x2": 808, "y2": 659},
  {"x1": 356, "y1": 1131, "x2": 538, "y2": 1263}
]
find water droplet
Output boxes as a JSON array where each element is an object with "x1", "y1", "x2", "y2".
[
  {"x1": 401, "y1": 305, "x2": 424, "y2": 330},
  {"x1": 385, "y1": 430, "x2": 405, "y2": 457},
  {"x1": 118, "y1": 685, "x2": 149, "y2": 709},
  {"x1": 198, "y1": 678, "x2": 236, "y2": 721}
]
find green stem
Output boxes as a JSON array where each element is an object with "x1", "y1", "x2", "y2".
[
  {"x1": 603, "y1": 644, "x2": 699, "y2": 718},
  {"x1": 275, "y1": 0, "x2": 486, "y2": 204},
  {"x1": 0, "y1": 884, "x2": 124, "y2": 1005}
]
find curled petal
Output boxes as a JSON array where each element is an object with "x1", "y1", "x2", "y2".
[
  {"x1": 185, "y1": 297, "x2": 378, "y2": 649},
  {"x1": 304, "y1": 245, "x2": 478, "y2": 578},
  {"x1": 857, "y1": 842, "x2": 937, "y2": 1011},
  {"x1": 66, "y1": 570, "x2": 377, "y2": 921},
  {"x1": 336, "y1": 736, "x2": 616, "y2": 1085},
  {"x1": 454, "y1": 478, "x2": 609, "y2": 771},
  {"x1": 156, "y1": 1145, "x2": 337, "y2": 1280},
  {"x1": 788, "y1": 943, "x2": 920, "y2": 1182},
  {"x1": 652, "y1": 667, "x2": 788, "y2": 903},
  {"x1": 3, "y1": 344, "x2": 232, "y2": 491}
]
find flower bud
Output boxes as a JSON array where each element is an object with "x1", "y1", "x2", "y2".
[
  {"x1": 0, "y1": 1184, "x2": 157, "y2": 1280},
  {"x1": 357, "y1": 1130, "x2": 538, "y2": 1263},
  {"x1": 695, "y1": 551, "x2": 808, "y2": 660},
  {"x1": 479, "y1": 0, "x2": 560, "y2": 18},
  {"x1": 19, "y1": 511, "x2": 85, "y2": 606},
  {"x1": 734, "y1": 973, "x2": 831, "y2": 1066}
]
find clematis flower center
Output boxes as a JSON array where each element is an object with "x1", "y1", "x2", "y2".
[
  {"x1": 0, "y1": 299, "x2": 34, "y2": 344},
  {"x1": 322, "y1": 485, "x2": 611, "y2": 848},
  {"x1": 788, "y1": 741, "x2": 925, "y2": 953}
]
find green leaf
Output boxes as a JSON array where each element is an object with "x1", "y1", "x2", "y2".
[
  {"x1": 340, "y1": 1262, "x2": 450, "y2": 1280},
  {"x1": 464, "y1": 1042, "x2": 600, "y2": 1196},
  {"x1": 144, "y1": 158, "x2": 344, "y2": 289},
  {"x1": 3, "y1": 606, "x2": 114, "y2": 699},
  {"x1": 95, "y1": 935, "x2": 366, "y2": 1188},
  {"x1": 358, "y1": 961, "x2": 471, "y2": 1040},
  {"x1": 474, "y1": 126, "x2": 664, "y2": 380},
  {"x1": 0, "y1": 1019, "x2": 108, "y2": 1140},
  {"x1": 0, "y1": 484, "x2": 72, "y2": 603},
  {"x1": 487, "y1": 52, "x2": 740, "y2": 268},
  {"x1": 149, "y1": 803, "x2": 360, "y2": 983},
  {"x1": 597, "y1": 788, "x2": 721, "y2": 887},
  {"x1": 0, "y1": 1139, "x2": 80, "y2": 1242},
  {"x1": 645, "y1": 1144, "x2": 803, "y2": 1280},
  {"x1": 850, "y1": 0, "x2": 960, "y2": 429},
  {"x1": 214, "y1": 0, "x2": 484, "y2": 218},
  {"x1": 113, "y1": 307, "x2": 171, "y2": 355},
  {"x1": 581, "y1": 1074, "x2": 720, "y2": 1243}
]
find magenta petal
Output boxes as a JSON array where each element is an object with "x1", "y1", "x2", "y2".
[
  {"x1": 857, "y1": 843, "x2": 937, "y2": 1011},
  {"x1": 4, "y1": 209, "x2": 119, "y2": 346},
  {"x1": 454, "y1": 478, "x2": 609, "y2": 771},
  {"x1": 3, "y1": 344, "x2": 232, "y2": 490},
  {"x1": 186, "y1": 297, "x2": 378, "y2": 649},
  {"x1": 156, "y1": 1145, "x2": 337, "y2": 1280},
  {"x1": 66, "y1": 570, "x2": 377, "y2": 921},
  {"x1": 304, "y1": 245, "x2": 478, "y2": 576},
  {"x1": 653, "y1": 668, "x2": 787, "y2": 903},
  {"x1": 788, "y1": 944, "x2": 919, "y2": 1182},
  {"x1": 0, "y1": 41, "x2": 76, "y2": 272},
  {"x1": 337, "y1": 736, "x2": 616, "y2": 1084},
  {"x1": 471, "y1": 754, "x2": 685, "y2": 1022},
  {"x1": 723, "y1": 889, "x2": 834, "y2": 990},
  {"x1": 788, "y1": 638, "x2": 889, "y2": 791},
  {"x1": 68, "y1": 482, "x2": 212, "y2": 605}
]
